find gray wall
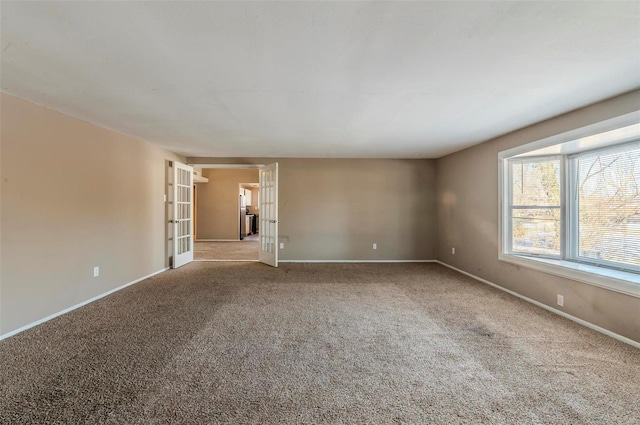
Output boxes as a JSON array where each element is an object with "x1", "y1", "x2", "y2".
[
  {"x1": 189, "y1": 158, "x2": 438, "y2": 261},
  {"x1": 0, "y1": 93, "x2": 184, "y2": 335},
  {"x1": 436, "y1": 89, "x2": 640, "y2": 343},
  {"x1": 3, "y1": 89, "x2": 637, "y2": 344}
]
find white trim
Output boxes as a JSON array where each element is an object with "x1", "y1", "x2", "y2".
[
  {"x1": 195, "y1": 239, "x2": 240, "y2": 242},
  {"x1": 0, "y1": 268, "x2": 169, "y2": 341},
  {"x1": 498, "y1": 111, "x2": 640, "y2": 160},
  {"x1": 258, "y1": 163, "x2": 279, "y2": 267},
  {"x1": 172, "y1": 162, "x2": 194, "y2": 269},
  {"x1": 505, "y1": 154, "x2": 564, "y2": 259},
  {"x1": 194, "y1": 259, "x2": 259, "y2": 262},
  {"x1": 187, "y1": 164, "x2": 264, "y2": 169},
  {"x1": 498, "y1": 254, "x2": 640, "y2": 298},
  {"x1": 498, "y1": 115, "x2": 640, "y2": 297},
  {"x1": 280, "y1": 260, "x2": 437, "y2": 263},
  {"x1": 436, "y1": 261, "x2": 640, "y2": 349}
]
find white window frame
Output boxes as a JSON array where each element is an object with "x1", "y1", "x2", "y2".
[
  {"x1": 499, "y1": 112, "x2": 640, "y2": 298},
  {"x1": 567, "y1": 141, "x2": 640, "y2": 275},
  {"x1": 506, "y1": 155, "x2": 564, "y2": 260}
]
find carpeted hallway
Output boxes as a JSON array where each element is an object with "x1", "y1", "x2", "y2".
[
  {"x1": 194, "y1": 239, "x2": 259, "y2": 261},
  {"x1": 1, "y1": 263, "x2": 638, "y2": 424}
]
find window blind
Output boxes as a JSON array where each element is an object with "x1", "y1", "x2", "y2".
[{"x1": 575, "y1": 143, "x2": 640, "y2": 269}]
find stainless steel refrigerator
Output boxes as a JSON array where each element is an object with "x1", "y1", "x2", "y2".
[{"x1": 239, "y1": 195, "x2": 247, "y2": 240}]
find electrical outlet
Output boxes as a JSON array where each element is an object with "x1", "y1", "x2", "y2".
[
  {"x1": 280, "y1": 242, "x2": 284, "y2": 249},
  {"x1": 93, "y1": 267, "x2": 100, "y2": 277},
  {"x1": 557, "y1": 294, "x2": 564, "y2": 307},
  {"x1": 452, "y1": 247, "x2": 455, "y2": 254},
  {"x1": 372, "y1": 243, "x2": 377, "y2": 250}
]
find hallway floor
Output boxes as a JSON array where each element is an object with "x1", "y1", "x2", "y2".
[{"x1": 194, "y1": 237, "x2": 259, "y2": 261}]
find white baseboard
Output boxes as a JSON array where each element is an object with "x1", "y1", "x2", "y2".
[
  {"x1": 435, "y1": 261, "x2": 640, "y2": 350},
  {"x1": 0, "y1": 267, "x2": 169, "y2": 341},
  {"x1": 280, "y1": 260, "x2": 437, "y2": 263},
  {"x1": 195, "y1": 239, "x2": 239, "y2": 242},
  {"x1": 194, "y1": 259, "x2": 259, "y2": 262},
  {"x1": 7, "y1": 260, "x2": 635, "y2": 349}
]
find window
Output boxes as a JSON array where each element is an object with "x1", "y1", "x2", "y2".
[
  {"x1": 571, "y1": 143, "x2": 640, "y2": 271},
  {"x1": 509, "y1": 157, "x2": 562, "y2": 257},
  {"x1": 499, "y1": 117, "x2": 640, "y2": 297}
]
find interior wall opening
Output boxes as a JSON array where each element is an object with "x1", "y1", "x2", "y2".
[{"x1": 192, "y1": 167, "x2": 261, "y2": 262}]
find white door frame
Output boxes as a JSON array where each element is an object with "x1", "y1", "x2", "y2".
[
  {"x1": 172, "y1": 161, "x2": 194, "y2": 268},
  {"x1": 186, "y1": 163, "x2": 279, "y2": 266},
  {"x1": 258, "y1": 163, "x2": 278, "y2": 267}
]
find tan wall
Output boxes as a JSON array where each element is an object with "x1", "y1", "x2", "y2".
[
  {"x1": 239, "y1": 184, "x2": 259, "y2": 214},
  {"x1": 195, "y1": 168, "x2": 259, "y2": 240},
  {"x1": 0, "y1": 93, "x2": 184, "y2": 335},
  {"x1": 248, "y1": 187, "x2": 259, "y2": 215},
  {"x1": 436, "y1": 89, "x2": 640, "y2": 343},
  {"x1": 189, "y1": 158, "x2": 437, "y2": 261}
]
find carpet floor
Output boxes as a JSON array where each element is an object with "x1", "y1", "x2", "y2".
[
  {"x1": 1, "y1": 263, "x2": 638, "y2": 424},
  {"x1": 194, "y1": 239, "x2": 259, "y2": 261}
]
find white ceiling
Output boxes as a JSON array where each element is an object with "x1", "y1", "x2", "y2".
[{"x1": 2, "y1": 1, "x2": 639, "y2": 158}]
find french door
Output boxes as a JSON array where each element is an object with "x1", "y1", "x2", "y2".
[
  {"x1": 259, "y1": 163, "x2": 278, "y2": 267},
  {"x1": 173, "y1": 161, "x2": 193, "y2": 268}
]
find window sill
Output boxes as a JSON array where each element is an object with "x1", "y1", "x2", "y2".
[{"x1": 499, "y1": 253, "x2": 640, "y2": 298}]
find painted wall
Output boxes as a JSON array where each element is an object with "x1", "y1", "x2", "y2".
[
  {"x1": 189, "y1": 158, "x2": 437, "y2": 261},
  {"x1": 436, "y1": 89, "x2": 640, "y2": 343},
  {"x1": 195, "y1": 168, "x2": 259, "y2": 240},
  {"x1": 7, "y1": 88, "x2": 635, "y2": 343},
  {"x1": 248, "y1": 187, "x2": 260, "y2": 216},
  {"x1": 0, "y1": 93, "x2": 184, "y2": 336}
]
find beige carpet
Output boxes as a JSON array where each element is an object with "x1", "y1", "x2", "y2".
[
  {"x1": 194, "y1": 239, "x2": 259, "y2": 261},
  {"x1": 1, "y1": 263, "x2": 638, "y2": 424}
]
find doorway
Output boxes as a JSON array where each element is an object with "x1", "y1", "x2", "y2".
[
  {"x1": 191, "y1": 167, "x2": 261, "y2": 262},
  {"x1": 239, "y1": 182, "x2": 259, "y2": 240}
]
